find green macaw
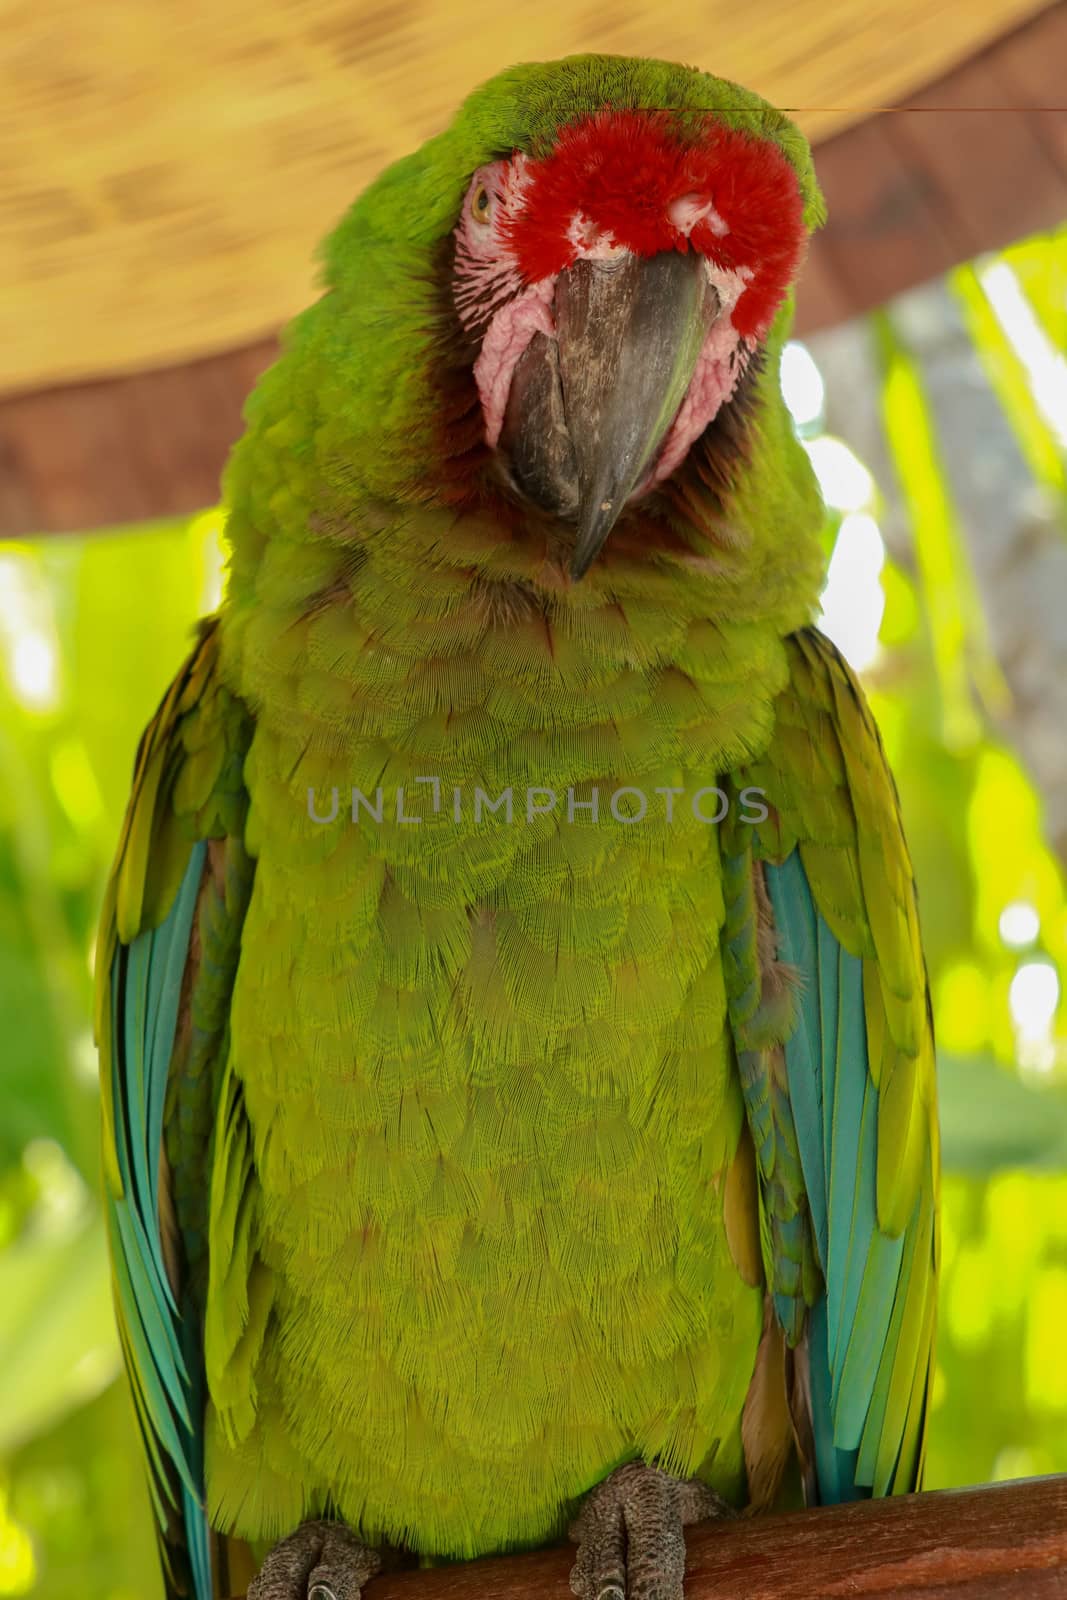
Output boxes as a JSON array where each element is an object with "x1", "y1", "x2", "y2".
[{"x1": 96, "y1": 52, "x2": 939, "y2": 1600}]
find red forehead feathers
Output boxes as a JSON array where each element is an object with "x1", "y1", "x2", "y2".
[{"x1": 499, "y1": 108, "x2": 808, "y2": 340}]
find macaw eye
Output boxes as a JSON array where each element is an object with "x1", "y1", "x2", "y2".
[{"x1": 470, "y1": 185, "x2": 492, "y2": 225}]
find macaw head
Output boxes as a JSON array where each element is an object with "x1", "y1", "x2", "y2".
[
  {"x1": 451, "y1": 104, "x2": 811, "y2": 576},
  {"x1": 230, "y1": 56, "x2": 826, "y2": 603}
]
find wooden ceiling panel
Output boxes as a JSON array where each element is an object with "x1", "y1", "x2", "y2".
[
  {"x1": 1, "y1": 4, "x2": 1065, "y2": 537},
  {"x1": 0, "y1": 0, "x2": 1052, "y2": 395}
]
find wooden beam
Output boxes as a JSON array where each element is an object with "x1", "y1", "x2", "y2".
[
  {"x1": 795, "y1": 116, "x2": 962, "y2": 328},
  {"x1": 0, "y1": 341, "x2": 278, "y2": 539},
  {"x1": 995, "y1": 2, "x2": 1067, "y2": 174},
  {"x1": 222, "y1": 1476, "x2": 1067, "y2": 1600},
  {"x1": 881, "y1": 54, "x2": 1067, "y2": 262},
  {"x1": 791, "y1": 4, "x2": 1067, "y2": 335}
]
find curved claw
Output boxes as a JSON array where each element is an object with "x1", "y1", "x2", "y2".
[
  {"x1": 569, "y1": 1462, "x2": 733, "y2": 1600},
  {"x1": 248, "y1": 1519, "x2": 382, "y2": 1600}
]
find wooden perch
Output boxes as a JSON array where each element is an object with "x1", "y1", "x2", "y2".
[{"x1": 227, "y1": 1475, "x2": 1067, "y2": 1600}]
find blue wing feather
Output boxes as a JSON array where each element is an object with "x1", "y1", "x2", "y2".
[
  {"x1": 768, "y1": 864, "x2": 827, "y2": 1265},
  {"x1": 765, "y1": 847, "x2": 907, "y2": 1504},
  {"x1": 817, "y1": 916, "x2": 838, "y2": 1215},
  {"x1": 825, "y1": 940, "x2": 864, "y2": 1382},
  {"x1": 107, "y1": 839, "x2": 213, "y2": 1599},
  {"x1": 807, "y1": 1297, "x2": 860, "y2": 1502}
]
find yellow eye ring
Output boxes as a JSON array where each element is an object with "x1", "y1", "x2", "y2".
[{"x1": 470, "y1": 185, "x2": 492, "y2": 225}]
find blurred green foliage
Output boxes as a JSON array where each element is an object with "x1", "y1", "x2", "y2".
[
  {"x1": 0, "y1": 517, "x2": 223, "y2": 1598},
  {"x1": 1, "y1": 230, "x2": 1066, "y2": 1597}
]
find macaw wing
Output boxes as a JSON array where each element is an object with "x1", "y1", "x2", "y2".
[
  {"x1": 725, "y1": 626, "x2": 938, "y2": 1504},
  {"x1": 95, "y1": 619, "x2": 254, "y2": 1600}
]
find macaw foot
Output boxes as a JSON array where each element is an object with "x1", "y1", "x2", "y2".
[
  {"x1": 569, "y1": 1462, "x2": 734, "y2": 1600},
  {"x1": 247, "y1": 1519, "x2": 382, "y2": 1600}
]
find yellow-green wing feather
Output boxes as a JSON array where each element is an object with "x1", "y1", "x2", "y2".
[{"x1": 728, "y1": 626, "x2": 938, "y2": 1500}]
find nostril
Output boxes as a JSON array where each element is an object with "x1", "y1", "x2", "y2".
[
  {"x1": 567, "y1": 210, "x2": 631, "y2": 261},
  {"x1": 668, "y1": 192, "x2": 728, "y2": 237},
  {"x1": 568, "y1": 210, "x2": 602, "y2": 250}
]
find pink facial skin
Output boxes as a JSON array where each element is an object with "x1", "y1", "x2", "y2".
[
  {"x1": 471, "y1": 278, "x2": 557, "y2": 450},
  {"x1": 453, "y1": 156, "x2": 756, "y2": 503},
  {"x1": 636, "y1": 265, "x2": 754, "y2": 494}
]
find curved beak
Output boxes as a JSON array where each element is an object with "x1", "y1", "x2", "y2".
[{"x1": 499, "y1": 248, "x2": 719, "y2": 579}]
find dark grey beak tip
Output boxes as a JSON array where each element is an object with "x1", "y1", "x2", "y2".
[
  {"x1": 502, "y1": 247, "x2": 717, "y2": 578},
  {"x1": 569, "y1": 497, "x2": 621, "y2": 580}
]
